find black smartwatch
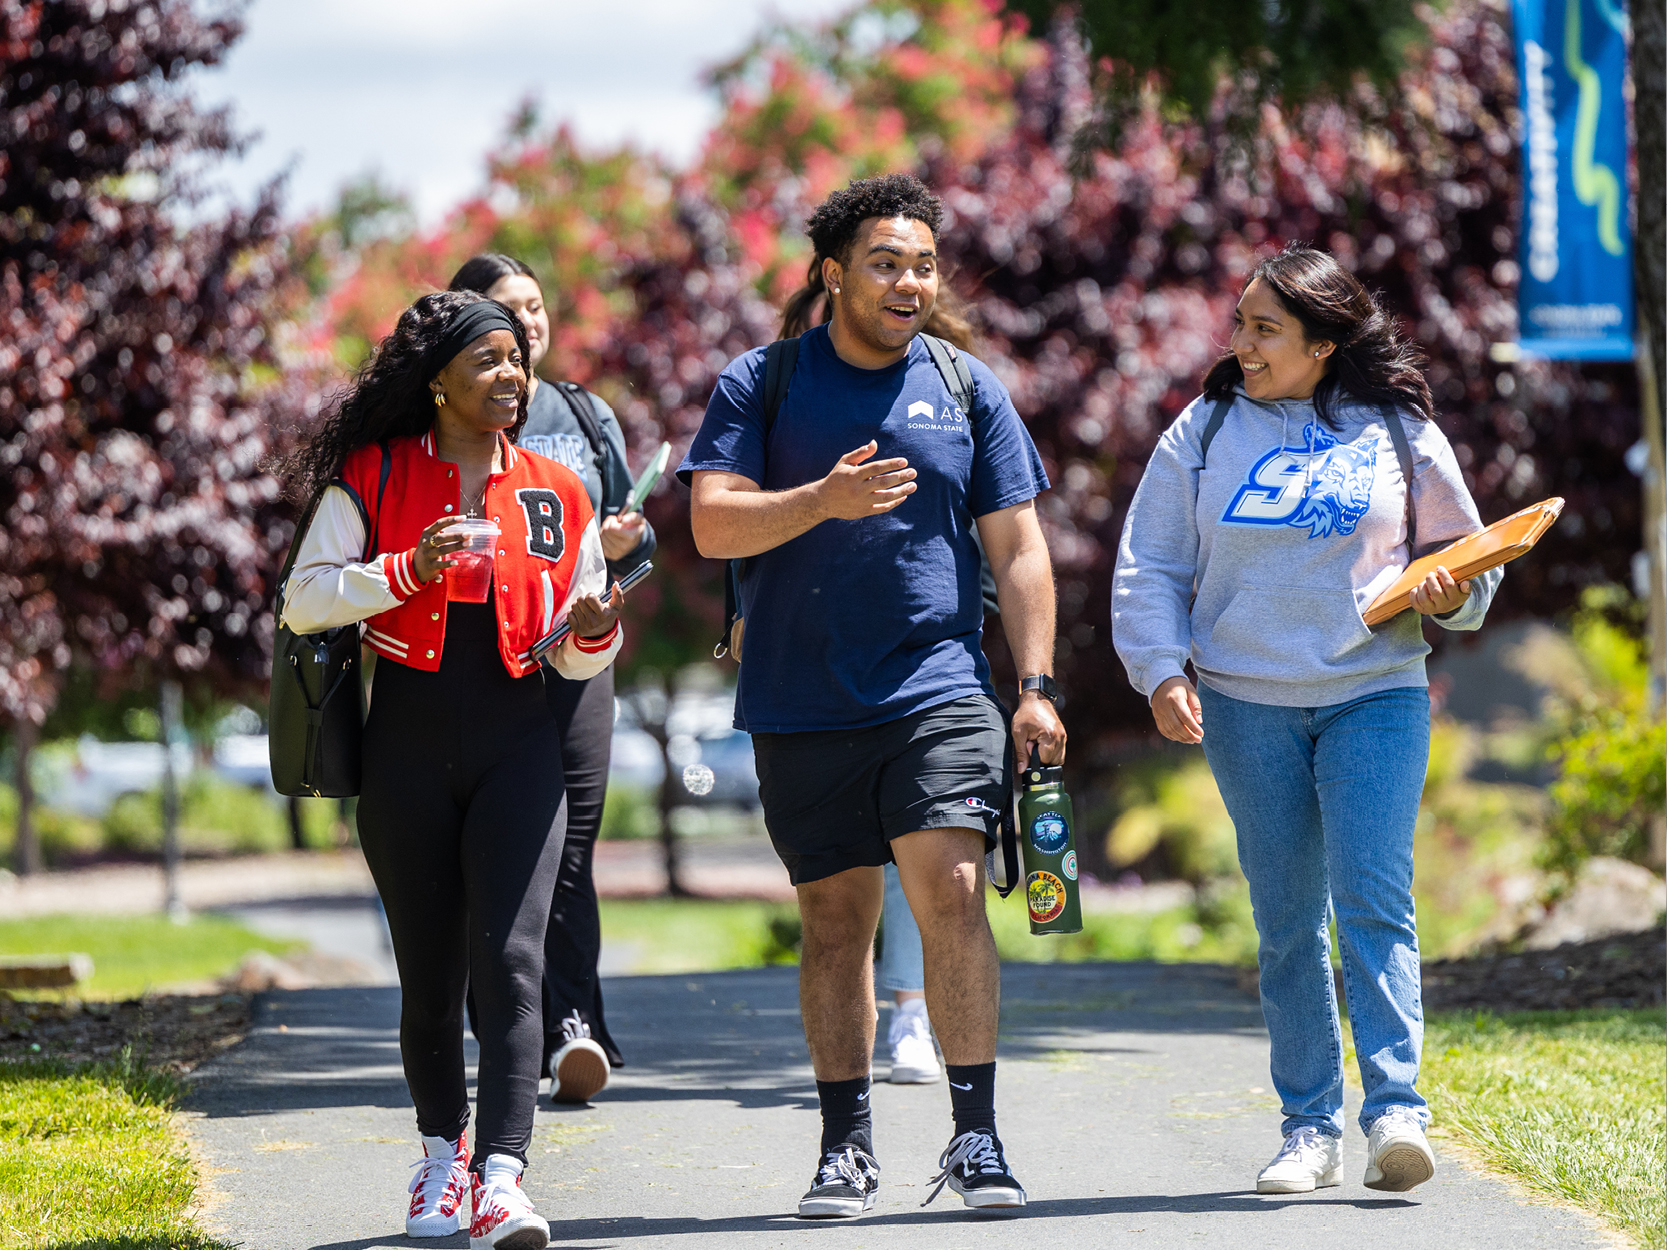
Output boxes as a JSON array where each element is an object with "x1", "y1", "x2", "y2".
[{"x1": 1020, "y1": 674, "x2": 1059, "y2": 704}]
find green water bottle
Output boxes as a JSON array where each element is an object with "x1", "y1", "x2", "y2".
[{"x1": 1017, "y1": 744, "x2": 1081, "y2": 935}]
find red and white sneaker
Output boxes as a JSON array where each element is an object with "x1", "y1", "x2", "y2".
[
  {"x1": 469, "y1": 1154, "x2": 549, "y2": 1250},
  {"x1": 406, "y1": 1133, "x2": 470, "y2": 1237}
]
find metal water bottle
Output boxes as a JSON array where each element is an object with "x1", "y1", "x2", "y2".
[{"x1": 1017, "y1": 744, "x2": 1081, "y2": 935}]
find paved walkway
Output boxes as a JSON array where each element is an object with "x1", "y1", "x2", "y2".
[{"x1": 182, "y1": 963, "x2": 1611, "y2": 1250}]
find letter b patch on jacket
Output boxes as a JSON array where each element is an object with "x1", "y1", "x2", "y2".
[{"x1": 517, "y1": 488, "x2": 566, "y2": 562}]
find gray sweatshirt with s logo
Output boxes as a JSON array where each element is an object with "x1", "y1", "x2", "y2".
[{"x1": 1111, "y1": 388, "x2": 1502, "y2": 708}]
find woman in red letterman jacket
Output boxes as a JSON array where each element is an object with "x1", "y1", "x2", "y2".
[{"x1": 282, "y1": 291, "x2": 621, "y2": 1248}]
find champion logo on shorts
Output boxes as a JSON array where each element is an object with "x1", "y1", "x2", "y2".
[{"x1": 961, "y1": 797, "x2": 1001, "y2": 821}]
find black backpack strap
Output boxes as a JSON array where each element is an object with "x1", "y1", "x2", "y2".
[
  {"x1": 1198, "y1": 395, "x2": 1235, "y2": 465},
  {"x1": 717, "y1": 338, "x2": 800, "y2": 658},
  {"x1": 919, "y1": 333, "x2": 974, "y2": 415},
  {"x1": 921, "y1": 334, "x2": 1000, "y2": 617},
  {"x1": 1379, "y1": 404, "x2": 1419, "y2": 557},
  {"x1": 555, "y1": 381, "x2": 626, "y2": 513},
  {"x1": 369, "y1": 441, "x2": 391, "y2": 556},
  {"x1": 761, "y1": 337, "x2": 799, "y2": 435}
]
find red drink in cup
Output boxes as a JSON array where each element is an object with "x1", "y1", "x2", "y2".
[{"x1": 444, "y1": 519, "x2": 500, "y2": 603}]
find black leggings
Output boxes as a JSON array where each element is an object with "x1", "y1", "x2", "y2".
[
  {"x1": 357, "y1": 603, "x2": 566, "y2": 1168},
  {"x1": 542, "y1": 666, "x2": 621, "y2": 1065}
]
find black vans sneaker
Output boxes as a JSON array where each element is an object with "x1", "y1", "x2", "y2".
[
  {"x1": 797, "y1": 1144, "x2": 881, "y2": 1218},
  {"x1": 923, "y1": 1129, "x2": 1026, "y2": 1209}
]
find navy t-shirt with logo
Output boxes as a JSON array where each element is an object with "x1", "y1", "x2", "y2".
[{"x1": 677, "y1": 326, "x2": 1049, "y2": 734}]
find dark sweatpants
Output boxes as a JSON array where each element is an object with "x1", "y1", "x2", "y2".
[
  {"x1": 356, "y1": 602, "x2": 566, "y2": 1168},
  {"x1": 542, "y1": 665, "x2": 624, "y2": 1066}
]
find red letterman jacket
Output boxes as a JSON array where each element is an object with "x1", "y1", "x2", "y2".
[{"x1": 336, "y1": 431, "x2": 614, "y2": 677}]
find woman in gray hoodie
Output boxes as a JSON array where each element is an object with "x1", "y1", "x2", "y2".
[{"x1": 1112, "y1": 246, "x2": 1499, "y2": 1198}]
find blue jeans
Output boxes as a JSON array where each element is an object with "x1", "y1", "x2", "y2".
[
  {"x1": 876, "y1": 863, "x2": 924, "y2": 994},
  {"x1": 1199, "y1": 683, "x2": 1431, "y2": 1137}
]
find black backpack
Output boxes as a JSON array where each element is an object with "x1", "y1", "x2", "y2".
[
  {"x1": 549, "y1": 381, "x2": 628, "y2": 516},
  {"x1": 714, "y1": 333, "x2": 999, "y2": 659}
]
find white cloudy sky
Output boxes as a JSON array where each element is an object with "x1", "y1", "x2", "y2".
[{"x1": 199, "y1": 0, "x2": 855, "y2": 223}]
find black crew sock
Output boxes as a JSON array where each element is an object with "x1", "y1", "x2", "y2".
[
  {"x1": 946, "y1": 1062, "x2": 997, "y2": 1137},
  {"x1": 816, "y1": 1076, "x2": 874, "y2": 1156}
]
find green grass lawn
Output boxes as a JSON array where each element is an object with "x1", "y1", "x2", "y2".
[
  {"x1": 0, "y1": 914, "x2": 301, "y2": 1000},
  {"x1": 1423, "y1": 1009, "x2": 1665, "y2": 1250},
  {"x1": 0, "y1": 1054, "x2": 230, "y2": 1249},
  {"x1": 597, "y1": 890, "x2": 1259, "y2": 975}
]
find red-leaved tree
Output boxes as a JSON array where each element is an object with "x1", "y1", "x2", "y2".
[{"x1": 0, "y1": 0, "x2": 319, "y2": 871}]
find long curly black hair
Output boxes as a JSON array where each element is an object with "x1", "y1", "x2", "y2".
[
  {"x1": 287, "y1": 290, "x2": 531, "y2": 499},
  {"x1": 1203, "y1": 245, "x2": 1433, "y2": 427}
]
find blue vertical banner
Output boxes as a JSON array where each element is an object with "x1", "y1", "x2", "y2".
[{"x1": 1510, "y1": 0, "x2": 1634, "y2": 360}]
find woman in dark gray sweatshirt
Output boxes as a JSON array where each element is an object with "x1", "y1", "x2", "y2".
[{"x1": 1112, "y1": 247, "x2": 1500, "y2": 1199}]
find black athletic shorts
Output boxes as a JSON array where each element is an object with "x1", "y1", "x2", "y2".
[{"x1": 751, "y1": 694, "x2": 1009, "y2": 885}]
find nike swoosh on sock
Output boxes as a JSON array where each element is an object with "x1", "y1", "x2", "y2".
[
  {"x1": 949, "y1": 1081, "x2": 972, "y2": 1090},
  {"x1": 857, "y1": 1090, "x2": 869, "y2": 1101}
]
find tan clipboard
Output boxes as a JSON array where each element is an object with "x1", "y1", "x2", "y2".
[{"x1": 1363, "y1": 497, "x2": 1564, "y2": 626}]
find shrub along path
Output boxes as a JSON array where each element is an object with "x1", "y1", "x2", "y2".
[{"x1": 183, "y1": 963, "x2": 1616, "y2": 1250}]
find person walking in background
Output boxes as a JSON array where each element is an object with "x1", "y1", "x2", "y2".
[
  {"x1": 1111, "y1": 246, "x2": 1501, "y2": 1198},
  {"x1": 282, "y1": 290, "x2": 625, "y2": 1247},
  {"x1": 681, "y1": 174, "x2": 1064, "y2": 1219},
  {"x1": 878, "y1": 862, "x2": 942, "y2": 1084},
  {"x1": 450, "y1": 254, "x2": 655, "y2": 1106}
]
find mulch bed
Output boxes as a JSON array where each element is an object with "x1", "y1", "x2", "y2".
[
  {"x1": 0, "y1": 992, "x2": 251, "y2": 1074},
  {"x1": 1420, "y1": 928, "x2": 1666, "y2": 1013}
]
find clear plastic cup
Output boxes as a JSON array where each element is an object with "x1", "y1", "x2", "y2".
[{"x1": 444, "y1": 518, "x2": 500, "y2": 603}]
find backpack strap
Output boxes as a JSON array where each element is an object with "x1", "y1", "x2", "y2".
[
  {"x1": 919, "y1": 333, "x2": 974, "y2": 416},
  {"x1": 716, "y1": 338, "x2": 801, "y2": 658},
  {"x1": 554, "y1": 381, "x2": 626, "y2": 514},
  {"x1": 1198, "y1": 395, "x2": 1235, "y2": 465},
  {"x1": 1379, "y1": 403, "x2": 1420, "y2": 557},
  {"x1": 368, "y1": 441, "x2": 391, "y2": 556},
  {"x1": 921, "y1": 334, "x2": 1000, "y2": 617},
  {"x1": 761, "y1": 337, "x2": 799, "y2": 435}
]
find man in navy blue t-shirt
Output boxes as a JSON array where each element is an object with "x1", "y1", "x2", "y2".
[{"x1": 678, "y1": 174, "x2": 1065, "y2": 1218}]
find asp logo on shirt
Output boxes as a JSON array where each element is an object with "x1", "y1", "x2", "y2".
[
  {"x1": 1221, "y1": 422, "x2": 1377, "y2": 539},
  {"x1": 904, "y1": 399, "x2": 966, "y2": 432}
]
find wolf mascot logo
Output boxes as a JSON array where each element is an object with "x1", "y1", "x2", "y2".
[{"x1": 1222, "y1": 423, "x2": 1377, "y2": 539}]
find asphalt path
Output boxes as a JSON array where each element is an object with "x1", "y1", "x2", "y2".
[{"x1": 182, "y1": 962, "x2": 1612, "y2": 1250}]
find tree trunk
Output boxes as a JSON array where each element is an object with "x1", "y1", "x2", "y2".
[
  {"x1": 654, "y1": 730, "x2": 691, "y2": 898},
  {"x1": 1635, "y1": 0, "x2": 1666, "y2": 713},
  {"x1": 159, "y1": 680, "x2": 187, "y2": 922},
  {"x1": 12, "y1": 719, "x2": 42, "y2": 876}
]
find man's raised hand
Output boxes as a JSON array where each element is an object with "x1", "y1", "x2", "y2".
[{"x1": 815, "y1": 441, "x2": 916, "y2": 520}]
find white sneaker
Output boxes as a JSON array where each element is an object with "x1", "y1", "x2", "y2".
[
  {"x1": 1364, "y1": 1108, "x2": 1436, "y2": 1192},
  {"x1": 887, "y1": 1000, "x2": 940, "y2": 1084},
  {"x1": 1256, "y1": 1127, "x2": 1343, "y2": 1194},
  {"x1": 549, "y1": 1010, "x2": 609, "y2": 1104},
  {"x1": 406, "y1": 1133, "x2": 470, "y2": 1237},
  {"x1": 469, "y1": 1154, "x2": 549, "y2": 1249}
]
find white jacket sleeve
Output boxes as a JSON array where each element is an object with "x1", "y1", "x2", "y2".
[
  {"x1": 1111, "y1": 409, "x2": 1205, "y2": 698},
  {"x1": 548, "y1": 518, "x2": 625, "y2": 680},
  {"x1": 281, "y1": 486, "x2": 406, "y2": 634}
]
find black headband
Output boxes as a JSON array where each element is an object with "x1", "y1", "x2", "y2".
[{"x1": 425, "y1": 299, "x2": 522, "y2": 378}]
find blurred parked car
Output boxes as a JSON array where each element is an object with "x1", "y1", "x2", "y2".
[{"x1": 610, "y1": 688, "x2": 759, "y2": 809}]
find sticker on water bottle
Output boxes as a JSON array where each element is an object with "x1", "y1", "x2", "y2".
[
  {"x1": 1061, "y1": 850, "x2": 1077, "y2": 881},
  {"x1": 1026, "y1": 871, "x2": 1066, "y2": 924},
  {"x1": 1029, "y1": 811, "x2": 1068, "y2": 856}
]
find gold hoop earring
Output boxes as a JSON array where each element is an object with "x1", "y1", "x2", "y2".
[{"x1": 433, "y1": 392, "x2": 447, "y2": 408}]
